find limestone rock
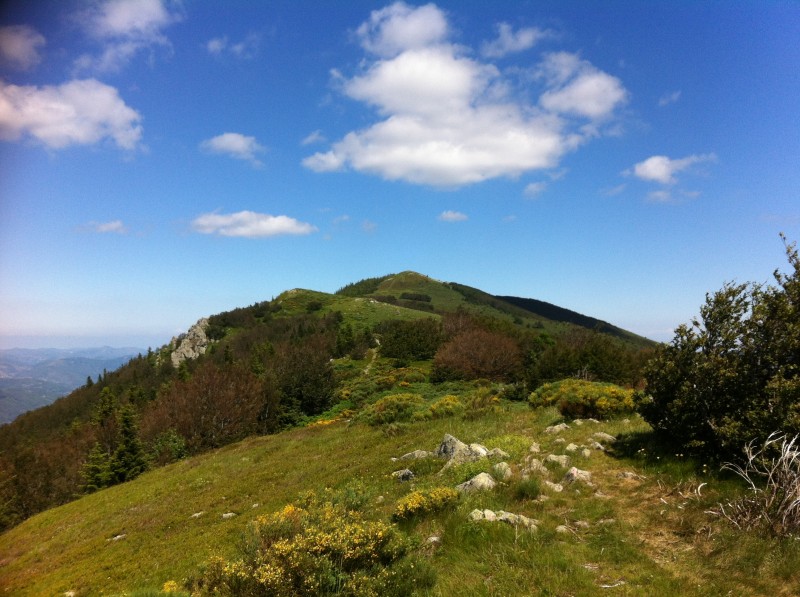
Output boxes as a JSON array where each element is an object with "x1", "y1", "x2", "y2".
[
  {"x1": 544, "y1": 480, "x2": 564, "y2": 492},
  {"x1": 436, "y1": 434, "x2": 468, "y2": 459},
  {"x1": 487, "y1": 447, "x2": 511, "y2": 459},
  {"x1": 221, "y1": 512, "x2": 236, "y2": 519},
  {"x1": 456, "y1": 472, "x2": 496, "y2": 493},
  {"x1": 565, "y1": 443, "x2": 579, "y2": 452},
  {"x1": 469, "y1": 509, "x2": 485, "y2": 521},
  {"x1": 392, "y1": 469, "x2": 415, "y2": 481},
  {"x1": 529, "y1": 442, "x2": 541, "y2": 453},
  {"x1": 562, "y1": 467, "x2": 593, "y2": 486},
  {"x1": 593, "y1": 432, "x2": 616, "y2": 443},
  {"x1": 399, "y1": 449, "x2": 434, "y2": 460},
  {"x1": 469, "y1": 443, "x2": 489, "y2": 457},
  {"x1": 545, "y1": 423, "x2": 570, "y2": 434},
  {"x1": 580, "y1": 448, "x2": 592, "y2": 459},
  {"x1": 521, "y1": 457, "x2": 549, "y2": 478},
  {"x1": 492, "y1": 461, "x2": 513, "y2": 481},
  {"x1": 170, "y1": 318, "x2": 210, "y2": 368},
  {"x1": 546, "y1": 454, "x2": 570, "y2": 468}
]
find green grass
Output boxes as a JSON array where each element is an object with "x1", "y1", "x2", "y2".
[{"x1": 1, "y1": 398, "x2": 797, "y2": 596}]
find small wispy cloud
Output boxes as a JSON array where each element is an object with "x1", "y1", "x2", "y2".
[
  {"x1": 332, "y1": 214, "x2": 350, "y2": 225},
  {"x1": 0, "y1": 25, "x2": 46, "y2": 71},
  {"x1": 191, "y1": 210, "x2": 317, "y2": 238},
  {"x1": 438, "y1": 210, "x2": 468, "y2": 222},
  {"x1": 301, "y1": 130, "x2": 326, "y2": 146},
  {"x1": 74, "y1": 0, "x2": 181, "y2": 73},
  {"x1": 481, "y1": 23, "x2": 552, "y2": 58},
  {"x1": 658, "y1": 90, "x2": 681, "y2": 107},
  {"x1": 627, "y1": 153, "x2": 717, "y2": 185},
  {"x1": 206, "y1": 33, "x2": 260, "y2": 59},
  {"x1": 85, "y1": 219, "x2": 128, "y2": 234},
  {"x1": 523, "y1": 181, "x2": 547, "y2": 198},
  {"x1": 601, "y1": 183, "x2": 627, "y2": 197},
  {"x1": 200, "y1": 132, "x2": 265, "y2": 167},
  {"x1": 362, "y1": 219, "x2": 377, "y2": 233}
]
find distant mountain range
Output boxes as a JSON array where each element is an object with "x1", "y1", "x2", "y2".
[{"x1": 0, "y1": 347, "x2": 142, "y2": 424}]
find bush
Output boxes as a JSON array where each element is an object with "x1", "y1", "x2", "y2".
[
  {"x1": 431, "y1": 328, "x2": 522, "y2": 382},
  {"x1": 196, "y1": 495, "x2": 434, "y2": 596},
  {"x1": 640, "y1": 238, "x2": 800, "y2": 459},
  {"x1": 393, "y1": 487, "x2": 459, "y2": 521},
  {"x1": 427, "y1": 395, "x2": 465, "y2": 419},
  {"x1": 529, "y1": 379, "x2": 636, "y2": 419},
  {"x1": 362, "y1": 393, "x2": 424, "y2": 426}
]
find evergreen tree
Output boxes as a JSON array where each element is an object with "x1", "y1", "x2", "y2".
[
  {"x1": 110, "y1": 406, "x2": 148, "y2": 484},
  {"x1": 82, "y1": 442, "x2": 112, "y2": 493}
]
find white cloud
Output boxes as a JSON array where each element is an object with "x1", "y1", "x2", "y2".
[
  {"x1": 91, "y1": 219, "x2": 127, "y2": 233},
  {"x1": 356, "y1": 1, "x2": 448, "y2": 58},
  {"x1": 647, "y1": 190, "x2": 673, "y2": 203},
  {"x1": 658, "y1": 90, "x2": 681, "y2": 107},
  {"x1": 629, "y1": 153, "x2": 716, "y2": 184},
  {"x1": 438, "y1": 210, "x2": 467, "y2": 222},
  {"x1": 481, "y1": 23, "x2": 550, "y2": 58},
  {"x1": 205, "y1": 33, "x2": 260, "y2": 59},
  {"x1": 601, "y1": 183, "x2": 627, "y2": 197},
  {"x1": 0, "y1": 78, "x2": 142, "y2": 149},
  {"x1": 75, "y1": 0, "x2": 180, "y2": 73},
  {"x1": 191, "y1": 211, "x2": 317, "y2": 238},
  {"x1": 523, "y1": 181, "x2": 547, "y2": 197},
  {"x1": 301, "y1": 129, "x2": 326, "y2": 145},
  {"x1": 538, "y1": 52, "x2": 628, "y2": 119},
  {"x1": 304, "y1": 5, "x2": 627, "y2": 188},
  {"x1": 0, "y1": 25, "x2": 46, "y2": 70},
  {"x1": 207, "y1": 36, "x2": 227, "y2": 55},
  {"x1": 200, "y1": 132, "x2": 265, "y2": 167}
]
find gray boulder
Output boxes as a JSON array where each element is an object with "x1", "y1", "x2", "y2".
[
  {"x1": 456, "y1": 472, "x2": 497, "y2": 493},
  {"x1": 562, "y1": 467, "x2": 593, "y2": 486}
]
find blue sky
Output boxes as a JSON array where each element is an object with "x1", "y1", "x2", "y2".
[{"x1": 1, "y1": 0, "x2": 798, "y2": 349}]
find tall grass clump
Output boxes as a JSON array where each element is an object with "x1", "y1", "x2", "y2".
[
  {"x1": 529, "y1": 379, "x2": 635, "y2": 419},
  {"x1": 711, "y1": 433, "x2": 800, "y2": 538}
]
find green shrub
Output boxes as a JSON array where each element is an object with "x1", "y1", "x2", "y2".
[
  {"x1": 362, "y1": 393, "x2": 424, "y2": 426},
  {"x1": 529, "y1": 379, "x2": 636, "y2": 419},
  {"x1": 196, "y1": 495, "x2": 434, "y2": 596},
  {"x1": 393, "y1": 487, "x2": 459, "y2": 521},
  {"x1": 463, "y1": 387, "x2": 502, "y2": 419},
  {"x1": 428, "y1": 395, "x2": 465, "y2": 419},
  {"x1": 640, "y1": 238, "x2": 800, "y2": 459}
]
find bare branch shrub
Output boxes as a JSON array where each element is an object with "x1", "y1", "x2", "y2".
[{"x1": 710, "y1": 433, "x2": 800, "y2": 537}]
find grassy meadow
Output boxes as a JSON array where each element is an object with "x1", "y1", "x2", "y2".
[{"x1": 1, "y1": 373, "x2": 797, "y2": 596}]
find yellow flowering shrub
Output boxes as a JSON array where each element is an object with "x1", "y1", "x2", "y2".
[
  {"x1": 161, "y1": 580, "x2": 181, "y2": 593},
  {"x1": 196, "y1": 493, "x2": 434, "y2": 596},
  {"x1": 529, "y1": 379, "x2": 636, "y2": 419},
  {"x1": 393, "y1": 487, "x2": 459, "y2": 521}
]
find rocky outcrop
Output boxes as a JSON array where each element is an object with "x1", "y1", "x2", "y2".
[{"x1": 170, "y1": 318, "x2": 210, "y2": 368}]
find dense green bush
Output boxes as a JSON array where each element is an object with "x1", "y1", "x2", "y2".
[
  {"x1": 640, "y1": 237, "x2": 800, "y2": 459},
  {"x1": 529, "y1": 379, "x2": 636, "y2": 419},
  {"x1": 361, "y1": 393, "x2": 424, "y2": 426}
]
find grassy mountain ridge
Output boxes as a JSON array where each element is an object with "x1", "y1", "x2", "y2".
[{"x1": 0, "y1": 271, "x2": 653, "y2": 534}]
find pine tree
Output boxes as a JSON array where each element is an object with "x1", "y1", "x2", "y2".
[
  {"x1": 110, "y1": 405, "x2": 148, "y2": 484},
  {"x1": 82, "y1": 442, "x2": 112, "y2": 493}
]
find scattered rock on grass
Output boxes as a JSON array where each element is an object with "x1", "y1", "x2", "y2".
[
  {"x1": 221, "y1": 512, "x2": 236, "y2": 520},
  {"x1": 593, "y1": 432, "x2": 616, "y2": 443},
  {"x1": 562, "y1": 467, "x2": 593, "y2": 486},
  {"x1": 392, "y1": 469, "x2": 415, "y2": 481},
  {"x1": 545, "y1": 423, "x2": 570, "y2": 434},
  {"x1": 492, "y1": 461, "x2": 512, "y2": 481},
  {"x1": 456, "y1": 472, "x2": 497, "y2": 493},
  {"x1": 546, "y1": 454, "x2": 570, "y2": 467}
]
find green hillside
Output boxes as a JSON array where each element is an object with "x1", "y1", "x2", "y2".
[{"x1": 1, "y1": 372, "x2": 796, "y2": 595}]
